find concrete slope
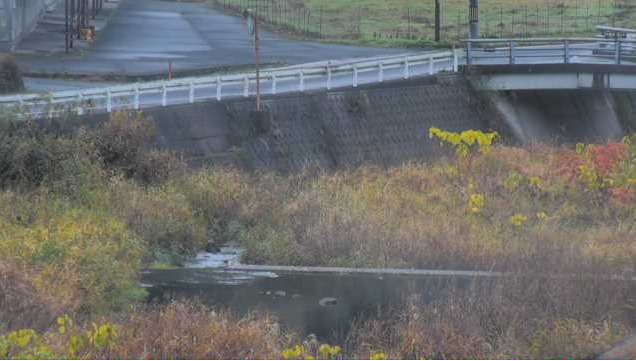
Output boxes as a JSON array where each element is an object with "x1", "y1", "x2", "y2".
[{"x1": 16, "y1": 0, "x2": 408, "y2": 77}]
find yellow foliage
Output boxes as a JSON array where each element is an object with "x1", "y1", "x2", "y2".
[
  {"x1": 429, "y1": 127, "x2": 499, "y2": 157},
  {"x1": 510, "y1": 214, "x2": 529, "y2": 228},
  {"x1": 469, "y1": 194, "x2": 485, "y2": 214}
]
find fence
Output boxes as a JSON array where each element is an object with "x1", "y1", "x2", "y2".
[
  {"x1": 213, "y1": 0, "x2": 636, "y2": 43},
  {"x1": 0, "y1": 51, "x2": 456, "y2": 118},
  {"x1": 465, "y1": 38, "x2": 636, "y2": 66}
]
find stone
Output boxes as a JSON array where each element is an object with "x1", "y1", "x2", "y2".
[{"x1": 318, "y1": 297, "x2": 337, "y2": 307}]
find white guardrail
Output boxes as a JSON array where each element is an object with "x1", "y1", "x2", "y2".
[{"x1": 1, "y1": 51, "x2": 458, "y2": 118}]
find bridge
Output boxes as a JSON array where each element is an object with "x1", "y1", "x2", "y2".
[
  {"x1": 1, "y1": 32, "x2": 635, "y2": 119},
  {"x1": 464, "y1": 37, "x2": 636, "y2": 91}
]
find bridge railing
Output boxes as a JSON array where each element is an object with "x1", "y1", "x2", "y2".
[
  {"x1": 465, "y1": 38, "x2": 636, "y2": 67},
  {"x1": 0, "y1": 51, "x2": 456, "y2": 119}
]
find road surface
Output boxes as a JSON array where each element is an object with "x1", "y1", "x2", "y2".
[{"x1": 16, "y1": 0, "x2": 409, "y2": 78}]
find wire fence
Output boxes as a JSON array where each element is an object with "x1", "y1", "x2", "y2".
[{"x1": 213, "y1": 0, "x2": 635, "y2": 43}]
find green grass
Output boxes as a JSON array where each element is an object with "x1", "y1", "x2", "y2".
[{"x1": 211, "y1": 0, "x2": 636, "y2": 46}]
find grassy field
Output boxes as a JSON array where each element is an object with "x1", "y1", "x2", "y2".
[{"x1": 211, "y1": 0, "x2": 636, "y2": 46}]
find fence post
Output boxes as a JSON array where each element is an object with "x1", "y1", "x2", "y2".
[
  {"x1": 243, "y1": 75, "x2": 249, "y2": 97},
  {"x1": 352, "y1": 64, "x2": 359, "y2": 87},
  {"x1": 161, "y1": 82, "x2": 167, "y2": 106},
  {"x1": 299, "y1": 70, "x2": 304, "y2": 92},
  {"x1": 466, "y1": 40, "x2": 472, "y2": 66},
  {"x1": 403, "y1": 57, "x2": 410, "y2": 79},
  {"x1": 327, "y1": 63, "x2": 332, "y2": 90},
  {"x1": 106, "y1": 89, "x2": 112, "y2": 112},
  {"x1": 134, "y1": 85, "x2": 140, "y2": 110},
  {"x1": 216, "y1": 76, "x2": 222, "y2": 101},
  {"x1": 189, "y1": 80, "x2": 195, "y2": 103},
  {"x1": 77, "y1": 92, "x2": 83, "y2": 115},
  {"x1": 271, "y1": 74, "x2": 277, "y2": 94},
  {"x1": 453, "y1": 47, "x2": 459, "y2": 72},
  {"x1": 378, "y1": 62, "x2": 384, "y2": 82},
  {"x1": 428, "y1": 56, "x2": 434, "y2": 75}
]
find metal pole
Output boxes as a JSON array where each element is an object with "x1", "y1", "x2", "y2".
[
  {"x1": 469, "y1": 0, "x2": 479, "y2": 39},
  {"x1": 255, "y1": 10, "x2": 261, "y2": 112},
  {"x1": 65, "y1": 0, "x2": 69, "y2": 52},
  {"x1": 434, "y1": 0, "x2": 441, "y2": 42}
]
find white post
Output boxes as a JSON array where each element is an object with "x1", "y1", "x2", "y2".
[
  {"x1": 428, "y1": 56, "x2": 434, "y2": 75},
  {"x1": 353, "y1": 64, "x2": 358, "y2": 87},
  {"x1": 271, "y1": 74, "x2": 277, "y2": 94},
  {"x1": 326, "y1": 64, "x2": 332, "y2": 90},
  {"x1": 299, "y1": 70, "x2": 304, "y2": 92},
  {"x1": 243, "y1": 75, "x2": 249, "y2": 97},
  {"x1": 453, "y1": 49, "x2": 459, "y2": 72},
  {"x1": 161, "y1": 82, "x2": 167, "y2": 106},
  {"x1": 217, "y1": 76, "x2": 222, "y2": 101},
  {"x1": 189, "y1": 80, "x2": 195, "y2": 103},
  {"x1": 134, "y1": 85, "x2": 140, "y2": 110},
  {"x1": 106, "y1": 89, "x2": 112, "y2": 113},
  {"x1": 378, "y1": 62, "x2": 384, "y2": 82},
  {"x1": 403, "y1": 57, "x2": 409, "y2": 79},
  {"x1": 77, "y1": 92, "x2": 84, "y2": 115}
]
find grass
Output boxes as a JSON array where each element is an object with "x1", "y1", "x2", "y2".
[
  {"x1": 210, "y1": 0, "x2": 636, "y2": 47},
  {"x1": 1, "y1": 112, "x2": 636, "y2": 358}
]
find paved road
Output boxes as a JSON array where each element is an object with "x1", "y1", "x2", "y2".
[{"x1": 16, "y1": 0, "x2": 408, "y2": 78}]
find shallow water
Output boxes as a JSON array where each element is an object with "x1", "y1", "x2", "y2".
[{"x1": 143, "y1": 262, "x2": 484, "y2": 340}]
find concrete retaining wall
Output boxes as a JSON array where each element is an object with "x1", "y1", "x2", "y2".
[{"x1": 138, "y1": 74, "x2": 492, "y2": 170}]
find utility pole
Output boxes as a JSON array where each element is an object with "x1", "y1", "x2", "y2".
[
  {"x1": 243, "y1": 9, "x2": 261, "y2": 112},
  {"x1": 469, "y1": 0, "x2": 479, "y2": 39},
  {"x1": 434, "y1": 0, "x2": 441, "y2": 42}
]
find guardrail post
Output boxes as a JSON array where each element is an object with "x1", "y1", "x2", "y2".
[
  {"x1": 403, "y1": 57, "x2": 410, "y2": 79},
  {"x1": 271, "y1": 74, "x2": 277, "y2": 94},
  {"x1": 243, "y1": 76, "x2": 249, "y2": 98},
  {"x1": 452, "y1": 48, "x2": 459, "y2": 72},
  {"x1": 217, "y1": 76, "x2": 222, "y2": 101},
  {"x1": 509, "y1": 41, "x2": 516, "y2": 65},
  {"x1": 378, "y1": 63, "x2": 384, "y2": 82},
  {"x1": 326, "y1": 64, "x2": 332, "y2": 90},
  {"x1": 428, "y1": 56, "x2": 434, "y2": 75},
  {"x1": 353, "y1": 64, "x2": 359, "y2": 87},
  {"x1": 189, "y1": 80, "x2": 195, "y2": 104},
  {"x1": 564, "y1": 40, "x2": 570, "y2": 64},
  {"x1": 616, "y1": 40, "x2": 622, "y2": 65},
  {"x1": 106, "y1": 89, "x2": 112, "y2": 113},
  {"x1": 466, "y1": 41, "x2": 472, "y2": 66},
  {"x1": 77, "y1": 92, "x2": 84, "y2": 115},
  {"x1": 134, "y1": 85, "x2": 140, "y2": 110},
  {"x1": 161, "y1": 82, "x2": 167, "y2": 107},
  {"x1": 299, "y1": 70, "x2": 304, "y2": 92}
]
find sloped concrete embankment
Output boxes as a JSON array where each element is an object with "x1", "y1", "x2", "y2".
[
  {"x1": 486, "y1": 89, "x2": 636, "y2": 144},
  {"x1": 141, "y1": 74, "x2": 492, "y2": 170}
]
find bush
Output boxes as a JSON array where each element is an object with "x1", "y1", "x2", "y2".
[
  {"x1": 0, "y1": 56, "x2": 24, "y2": 94},
  {"x1": 0, "y1": 263, "x2": 56, "y2": 332},
  {"x1": 0, "y1": 193, "x2": 145, "y2": 313}
]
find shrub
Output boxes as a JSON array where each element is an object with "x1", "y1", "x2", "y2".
[
  {"x1": 0, "y1": 263, "x2": 56, "y2": 332},
  {"x1": 0, "y1": 193, "x2": 145, "y2": 313},
  {"x1": 0, "y1": 56, "x2": 24, "y2": 94}
]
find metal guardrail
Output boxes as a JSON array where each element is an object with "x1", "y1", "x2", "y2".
[
  {"x1": 0, "y1": 51, "x2": 457, "y2": 118},
  {"x1": 465, "y1": 38, "x2": 636, "y2": 67}
]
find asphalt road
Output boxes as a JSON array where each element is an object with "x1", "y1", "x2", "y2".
[{"x1": 17, "y1": 0, "x2": 408, "y2": 78}]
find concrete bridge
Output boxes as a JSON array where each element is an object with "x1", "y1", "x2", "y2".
[{"x1": 463, "y1": 37, "x2": 636, "y2": 91}]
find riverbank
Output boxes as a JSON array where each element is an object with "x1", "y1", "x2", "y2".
[{"x1": 1, "y1": 111, "x2": 636, "y2": 358}]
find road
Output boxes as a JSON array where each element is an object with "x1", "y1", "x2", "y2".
[{"x1": 16, "y1": 0, "x2": 409, "y2": 78}]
